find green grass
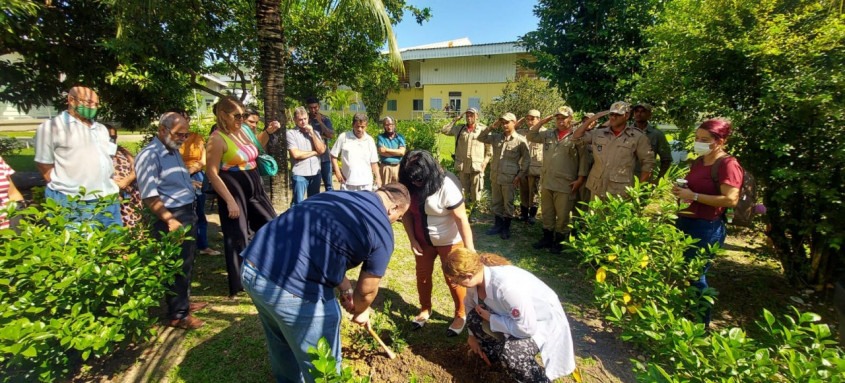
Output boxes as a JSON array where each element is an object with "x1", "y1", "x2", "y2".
[
  {"x1": 4, "y1": 147, "x2": 36, "y2": 172},
  {"x1": 0, "y1": 131, "x2": 36, "y2": 138}
]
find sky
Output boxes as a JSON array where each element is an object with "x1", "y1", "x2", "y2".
[{"x1": 391, "y1": 0, "x2": 540, "y2": 48}]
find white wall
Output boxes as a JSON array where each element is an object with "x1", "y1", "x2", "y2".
[{"x1": 419, "y1": 54, "x2": 517, "y2": 85}]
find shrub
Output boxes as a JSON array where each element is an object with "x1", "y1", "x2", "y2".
[
  {"x1": 0, "y1": 197, "x2": 184, "y2": 382},
  {"x1": 0, "y1": 137, "x2": 24, "y2": 157},
  {"x1": 639, "y1": 309, "x2": 845, "y2": 382},
  {"x1": 571, "y1": 171, "x2": 714, "y2": 355},
  {"x1": 308, "y1": 337, "x2": 370, "y2": 383},
  {"x1": 571, "y1": 169, "x2": 845, "y2": 382}
]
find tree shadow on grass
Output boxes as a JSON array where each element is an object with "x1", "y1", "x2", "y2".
[{"x1": 172, "y1": 307, "x2": 272, "y2": 383}]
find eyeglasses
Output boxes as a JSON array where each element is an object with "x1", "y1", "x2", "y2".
[
  {"x1": 172, "y1": 132, "x2": 191, "y2": 139},
  {"x1": 230, "y1": 113, "x2": 247, "y2": 120}
]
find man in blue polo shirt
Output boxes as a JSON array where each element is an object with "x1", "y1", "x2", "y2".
[
  {"x1": 241, "y1": 184, "x2": 410, "y2": 383},
  {"x1": 376, "y1": 116, "x2": 406, "y2": 185}
]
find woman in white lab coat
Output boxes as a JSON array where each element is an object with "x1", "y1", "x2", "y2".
[{"x1": 443, "y1": 248, "x2": 576, "y2": 382}]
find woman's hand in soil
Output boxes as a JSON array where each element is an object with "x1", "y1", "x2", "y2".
[
  {"x1": 474, "y1": 305, "x2": 491, "y2": 321},
  {"x1": 467, "y1": 335, "x2": 491, "y2": 366}
]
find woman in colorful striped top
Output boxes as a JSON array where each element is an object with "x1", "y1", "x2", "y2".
[{"x1": 206, "y1": 97, "x2": 280, "y2": 298}]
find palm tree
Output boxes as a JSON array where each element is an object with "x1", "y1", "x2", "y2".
[{"x1": 257, "y1": 0, "x2": 403, "y2": 204}]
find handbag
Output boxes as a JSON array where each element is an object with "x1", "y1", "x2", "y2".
[{"x1": 241, "y1": 125, "x2": 279, "y2": 177}]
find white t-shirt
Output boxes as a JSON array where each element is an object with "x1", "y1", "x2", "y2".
[
  {"x1": 330, "y1": 131, "x2": 378, "y2": 187},
  {"x1": 34, "y1": 112, "x2": 118, "y2": 198},
  {"x1": 422, "y1": 173, "x2": 465, "y2": 246}
]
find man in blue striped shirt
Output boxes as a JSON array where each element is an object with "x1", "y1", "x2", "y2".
[{"x1": 135, "y1": 112, "x2": 206, "y2": 329}]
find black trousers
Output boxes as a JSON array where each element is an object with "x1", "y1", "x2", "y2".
[
  {"x1": 217, "y1": 169, "x2": 276, "y2": 295},
  {"x1": 152, "y1": 203, "x2": 198, "y2": 320}
]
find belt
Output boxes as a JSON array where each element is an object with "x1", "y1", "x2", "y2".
[{"x1": 380, "y1": 162, "x2": 400, "y2": 166}]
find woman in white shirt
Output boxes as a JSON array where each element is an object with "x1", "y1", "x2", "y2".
[
  {"x1": 400, "y1": 150, "x2": 476, "y2": 337},
  {"x1": 443, "y1": 248, "x2": 576, "y2": 382}
]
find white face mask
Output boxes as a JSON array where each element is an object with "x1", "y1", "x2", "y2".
[{"x1": 693, "y1": 142, "x2": 713, "y2": 156}]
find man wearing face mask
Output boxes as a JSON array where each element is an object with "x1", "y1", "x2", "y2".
[
  {"x1": 35, "y1": 86, "x2": 122, "y2": 227},
  {"x1": 135, "y1": 112, "x2": 206, "y2": 329},
  {"x1": 331, "y1": 113, "x2": 380, "y2": 191}
]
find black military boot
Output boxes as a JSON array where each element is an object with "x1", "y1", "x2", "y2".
[
  {"x1": 527, "y1": 206, "x2": 538, "y2": 224},
  {"x1": 518, "y1": 206, "x2": 529, "y2": 222},
  {"x1": 500, "y1": 218, "x2": 512, "y2": 240},
  {"x1": 549, "y1": 232, "x2": 566, "y2": 254},
  {"x1": 532, "y1": 229, "x2": 553, "y2": 249},
  {"x1": 486, "y1": 216, "x2": 503, "y2": 235}
]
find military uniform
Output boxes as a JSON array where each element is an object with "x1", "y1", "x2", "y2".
[
  {"x1": 441, "y1": 123, "x2": 492, "y2": 205},
  {"x1": 527, "y1": 128, "x2": 588, "y2": 247},
  {"x1": 517, "y1": 127, "x2": 543, "y2": 221},
  {"x1": 632, "y1": 123, "x2": 672, "y2": 180},
  {"x1": 478, "y1": 128, "x2": 529, "y2": 219},
  {"x1": 577, "y1": 126, "x2": 655, "y2": 199}
]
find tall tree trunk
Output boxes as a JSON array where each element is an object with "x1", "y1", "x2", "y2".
[{"x1": 256, "y1": 0, "x2": 289, "y2": 208}]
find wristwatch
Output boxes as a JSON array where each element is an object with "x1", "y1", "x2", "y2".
[
  {"x1": 693, "y1": 193, "x2": 699, "y2": 202},
  {"x1": 341, "y1": 288, "x2": 354, "y2": 297}
]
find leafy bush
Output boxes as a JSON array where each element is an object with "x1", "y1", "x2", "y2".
[
  {"x1": 639, "y1": 309, "x2": 845, "y2": 382},
  {"x1": 571, "y1": 172, "x2": 845, "y2": 382},
  {"x1": 0, "y1": 137, "x2": 24, "y2": 157},
  {"x1": 331, "y1": 113, "x2": 439, "y2": 156},
  {"x1": 0, "y1": 197, "x2": 184, "y2": 382},
  {"x1": 308, "y1": 337, "x2": 370, "y2": 383},
  {"x1": 571, "y1": 172, "x2": 713, "y2": 354}
]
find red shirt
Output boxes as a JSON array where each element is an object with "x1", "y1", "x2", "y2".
[{"x1": 680, "y1": 156, "x2": 743, "y2": 221}]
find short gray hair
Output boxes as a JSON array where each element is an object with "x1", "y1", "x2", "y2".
[
  {"x1": 293, "y1": 106, "x2": 308, "y2": 118},
  {"x1": 159, "y1": 112, "x2": 185, "y2": 130},
  {"x1": 352, "y1": 113, "x2": 368, "y2": 124},
  {"x1": 382, "y1": 116, "x2": 395, "y2": 125}
]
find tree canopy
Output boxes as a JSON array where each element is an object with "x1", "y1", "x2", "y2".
[
  {"x1": 521, "y1": 0, "x2": 665, "y2": 111},
  {"x1": 631, "y1": 0, "x2": 845, "y2": 286}
]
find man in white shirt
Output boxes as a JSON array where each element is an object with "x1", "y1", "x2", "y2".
[
  {"x1": 34, "y1": 86, "x2": 122, "y2": 227},
  {"x1": 330, "y1": 113, "x2": 380, "y2": 191}
]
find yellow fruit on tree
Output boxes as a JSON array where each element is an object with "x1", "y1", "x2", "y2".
[{"x1": 596, "y1": 267, "x2": 607, "y2": 283}]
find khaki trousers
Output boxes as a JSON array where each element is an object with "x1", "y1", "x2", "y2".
[
  {"x1": 459, "y1": 171, "x2": 484, "y2": 204},
  {"x1": 490, "y1": 177, "x2": 516, "y2": 218},
  {"x1": 519, "y1": 174, "x2": 541, "y2": 208},
  {"x1": 541, "y1": 188, "x2": 577, "y2": 233},
  {"x1": 378, "y1": 163, "x2": 400, "y2": 185}
]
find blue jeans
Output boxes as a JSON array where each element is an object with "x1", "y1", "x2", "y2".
[
  {"x1": 320, "y1": 160, "x2": 333, "y2": 191},
  {"x1": 291, "y1": 174, "x2": 321, "y2": 206},
  {"x1": 242, "y1": 262, "x2": 341, "y2": 383},
  {"x1": 191, "y1": 172, "x2": 209, "y2": 250},
  {"x1": 45, "y1": 188, "x2": 123, "y2": 228},
  {"x1": 676, "y1": 216, "x2": 725, "y2": 325}
]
